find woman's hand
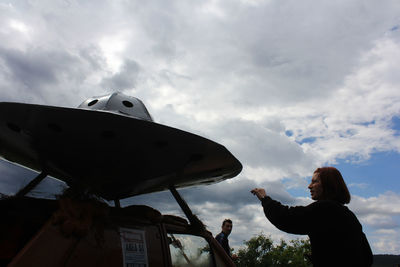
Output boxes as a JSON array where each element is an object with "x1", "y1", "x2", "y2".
[{"x1": 251, "y1": 188, "x2": 267, "y2": 200}]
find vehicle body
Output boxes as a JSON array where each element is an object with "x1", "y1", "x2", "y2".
[{"x1": 0, "y1": 196, "x2": 234, "y2": 267}]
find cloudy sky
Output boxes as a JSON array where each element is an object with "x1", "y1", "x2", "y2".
[{"x1": 1, "y1": 0, "x2": 400, "y2": 254}]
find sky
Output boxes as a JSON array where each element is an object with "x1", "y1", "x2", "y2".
[{"x1": 0, "y1": 0, "x2": 400, "y2": 255}]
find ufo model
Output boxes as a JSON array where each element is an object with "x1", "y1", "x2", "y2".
[{"x1": 0, "y1": 92, "x2": 242, "y2": 200}]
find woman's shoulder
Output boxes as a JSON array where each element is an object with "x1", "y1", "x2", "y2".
[
  {"x1": 313, "y1": 199, "x2": 343, "y2": 205},
  {"x1": 308, "y1": 200, "x2": 346, "y2": 212}
]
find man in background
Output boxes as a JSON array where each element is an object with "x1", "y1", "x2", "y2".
[{"x1": 215, "y1": 219, "x2": 234, "y2": 258}]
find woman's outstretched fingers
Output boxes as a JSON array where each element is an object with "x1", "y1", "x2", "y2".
[{"x1": 251, "y1": 188, "x2": 266, "y2": 200}]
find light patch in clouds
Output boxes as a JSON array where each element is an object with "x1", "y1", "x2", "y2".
[
  {"x1": 9, "y1": 19, "x2": 29, "y2": 33},
  {"x1": 349, "y1": 183, "x2": 369, "y2": 190},
  {"x1": 239, "y1": 0, "x2": 271, "y2": 6},
  {"x1": 99, "y1": 31, "x2": 131, "y2": 73},
  {"x1": 200, "y1": 0, "x2": 227, "y2": 18}
]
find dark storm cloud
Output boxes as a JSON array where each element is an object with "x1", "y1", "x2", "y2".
[
  {"x1": 79, "y1": 45, "x2": 107, "y2": 71},
  {"x1": 121, "y1": 176, "x2": 297, "y2": 217},
  {"x1": 0, "y1": 47, "x2": 76, "y2": 88},
  {"x1": 179, "y1": 177, "x2": 297, "y2": 207},
  {"x1": 101, "y1": 59, "x2": 141, "y2": 91},
  {"x1": 0, "y1": 44, "x2": 108, "y2": 105}
]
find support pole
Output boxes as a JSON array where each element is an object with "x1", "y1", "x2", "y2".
[
  {"x1": 169, "y1": 185, "x2": 205, "y2": 232},
  {"x1": 114, "y1": 199, "x2": 121, "y2": 208},
  {"x1": 16, "y1": 171, "x2": 48, "y2": 197}
]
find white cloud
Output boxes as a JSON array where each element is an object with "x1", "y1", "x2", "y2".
[
  {"x1": 370, "y1": 229, "x2": 400, "y2": 254},
  {"x1": 8, "y1": 19, "x2": 29, "y2": 34},
  {"x1": 350, "y1": 192, "x2": 400, "y2": 218},
  {"x1": 348, "y1": 192, "x2": 400, "y2": 253},
  {"x1": 276, "y1": 36, "x2": 400, "y2": 165},
  {"x1": 0, "y1": 0, "x2": 400, "y2": 254}
]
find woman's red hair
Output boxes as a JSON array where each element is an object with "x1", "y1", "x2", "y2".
[{"x1": 314, "y1": 167, "x2": 351, "y2": 204}]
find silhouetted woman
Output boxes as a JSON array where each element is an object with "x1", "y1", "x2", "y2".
[{"x1": 251, "y1": 167, "x2": 373, "y2": 267}]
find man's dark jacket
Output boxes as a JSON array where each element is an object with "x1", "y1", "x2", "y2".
[
  {"x1": 262, "y1": 196, "x2": 373, "y2": 267},
  {"x1": 215, "y1": 232, "x2": 231, "y2": 257}
]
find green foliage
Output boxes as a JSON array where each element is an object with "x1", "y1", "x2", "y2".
[{"x1": 233, "y1": 233, "x2": 312, "y2": 267}]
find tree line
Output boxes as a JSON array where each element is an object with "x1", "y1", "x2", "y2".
[{"x1": 232, "y1": 233, "x2": 312, "y2": 267}]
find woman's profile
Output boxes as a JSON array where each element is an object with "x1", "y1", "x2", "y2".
[{"x1": 251, "y1": 167, "x2": 373, "y2": 267}]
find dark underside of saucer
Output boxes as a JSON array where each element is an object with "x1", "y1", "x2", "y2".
[{"x1": 0, "y1": 102, "x2": 242, "y2": 200}]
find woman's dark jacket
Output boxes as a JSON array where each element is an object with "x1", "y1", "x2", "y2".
[{"x1": 261, "y1": 196, "x2": 373, "y2": 267}]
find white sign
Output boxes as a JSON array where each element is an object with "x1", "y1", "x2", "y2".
[{"x1": 120, "y1": 228, "x2": 149, "y2": 267}]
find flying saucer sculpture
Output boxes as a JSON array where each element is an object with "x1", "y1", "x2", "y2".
[{"x1": 0, "y1": 92, "x2": 242, "y2": 200}]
